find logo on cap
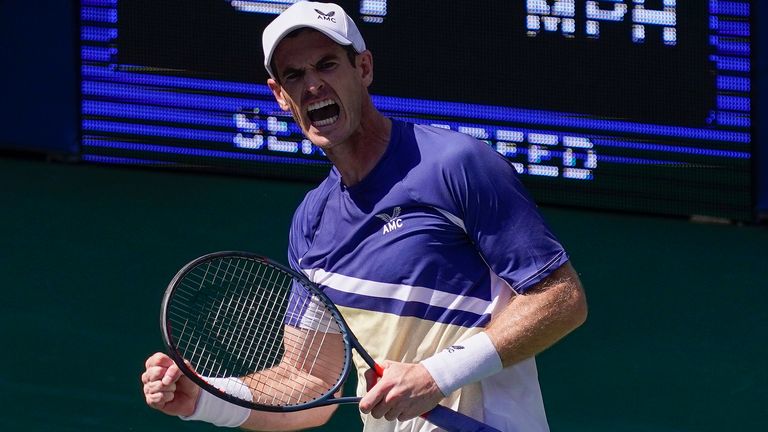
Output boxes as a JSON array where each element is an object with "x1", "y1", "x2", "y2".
[{"x1": 315, "y1": 9, "x2": 336, "y2": 23}]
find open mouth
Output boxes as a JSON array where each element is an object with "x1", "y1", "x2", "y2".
[{"x1": 307, "y1": 99, "x2": 340, "y2": 127}]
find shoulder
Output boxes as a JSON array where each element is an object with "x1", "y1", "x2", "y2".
[
  {"x1": 411, "y1": 123, "x2": 483, "y2": 152},
  {"x1": 292, "y1": 174, "x2": 335, "y2": 228},
  {"x1": 288, "y1": 173, "x2": 336, "y2": 257},
  {"x1": 391, "y1": 121, "x2": 520, "y2": 212},
  {"x1": 406, "y1": 122, "x2": 512, "y2": 177}
]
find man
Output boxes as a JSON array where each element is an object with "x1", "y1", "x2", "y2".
[{"x1": 142, "y1": 2, "x2": 587, "y2": 431}]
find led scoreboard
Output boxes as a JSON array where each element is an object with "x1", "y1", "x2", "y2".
[{"x1": 80, "y1": 0, "x2": 755, "y2": 220}]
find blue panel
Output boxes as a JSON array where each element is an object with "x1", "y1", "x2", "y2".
[
  {"x1": 371, "y1": 95, "x2": 751, "y2": 144},
  {"x1": 81, "y1": 47, "x2": 116, "y2": 62},
  {"x1": 82, "y1": 138, "x2": 327, "y2": 166},
  {"x1": 711, "y1": 1, "x2": 750, "y2": 17},
  {"x1": 710, "y1": 55, "x2": 751, "y2": 72},
  {"x1": 81, "y1": 0, "x2": 118, "y2": 6},
  {"x1": 717, "y1": 95, "x2": 751, "y2": 111},
  {"x1": 717, "y1": 76, "x2": 751, "y2": 92},
  {"x1": 757, "y1": 0, "x2": 768, "y2": 218},
  {"x1": 80, "y1": 6, "x2": 117, "y2": 24},
  {"x1": 81, "y1": 65, "x2": 274, "y2": 96},
  {"x1": 710, "y1": 17, "x2": 751, "y2": 36},
  {"x1": 81, "y1": 26, "x2": 118, "y2": 42}
]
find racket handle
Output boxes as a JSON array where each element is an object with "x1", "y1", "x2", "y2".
[
  {"x1": 374, "y1": 363, "x2": 385, "y2": 376},
  {"x1": 422, "y1": 405, "x2": 501, "y2": 432},
  {"x1": 373, "y1": 363, "x2": 500, "y2": 432}
]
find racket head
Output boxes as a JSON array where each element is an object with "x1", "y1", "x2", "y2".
[{"x1": 160, "y1": 251, "x2": 355, "y2": 412}]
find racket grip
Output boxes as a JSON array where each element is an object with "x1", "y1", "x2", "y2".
[
  {"x1": 373, "y1": 363, "x2": 385, "y2": 377},
  {"x1": 366, "y1": 363, "x2": 385, "y2": 391},
  {"x1": 373, "y1": 363, "x2": 499, "y2": 431},
  {"x1": 422, "y1": 405, "x2": 501, "y2": 432}
]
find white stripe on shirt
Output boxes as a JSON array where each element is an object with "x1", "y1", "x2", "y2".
[{"x1": 305, "y1": 268, "x2": 495, "y2": 317}]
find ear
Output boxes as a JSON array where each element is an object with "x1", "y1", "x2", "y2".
[
  {"x1": 267, "y1": 78, "x2": 291, "y2": 112},
  {"x1": 357, "y1": 50, "x2": 374, "y2": 87}
]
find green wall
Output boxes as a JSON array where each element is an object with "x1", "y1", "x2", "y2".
[{"x1": 1, "y1": 157, "x2": 765, "y2": 431}]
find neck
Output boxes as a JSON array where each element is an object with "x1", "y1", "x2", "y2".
[{"x1": 325, "y1": 102, "x2": 392, "y2": 187}]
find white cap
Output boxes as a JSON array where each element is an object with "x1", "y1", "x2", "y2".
[{"x1": 262, "y1": 1, "x2": 366, "y2": 79}]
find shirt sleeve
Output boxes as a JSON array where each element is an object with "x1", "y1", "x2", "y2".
[
  {"x1": 287, "y1": 200, "x2": 308, "y2": 273},
  {"x1": 286, "y1": 180, "x2": 329, "y2": 273},
  {"x1": 442, "y1": 135, "x2": 569, "y2": 293}
]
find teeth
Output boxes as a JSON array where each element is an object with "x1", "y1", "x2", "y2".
[
  {"x1": 307, "y1": 99, "x2": 335, "y2": 112},
  {"x1": 314, "y1": 115, "x2": 339, "y2": 127}
]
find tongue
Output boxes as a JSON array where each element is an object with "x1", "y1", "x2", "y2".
[{"x1": 308, "y1": 103, "x2": 340, "y2": 123}]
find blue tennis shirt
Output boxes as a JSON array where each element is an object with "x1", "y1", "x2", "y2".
[{"x1": 288, "y1": 119, "x2": 567, "y2": 432}]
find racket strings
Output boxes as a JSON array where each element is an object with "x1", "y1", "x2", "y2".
[
  {"x1": 167, "y1": 256, "x2": 348, "y2": 407},
  {"x1": 172, "y1": 264, "x2": 333, "y2": 403}
]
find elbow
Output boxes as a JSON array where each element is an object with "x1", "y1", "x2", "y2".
[
  {"x1": 568, "y1": 282, "x2": 588, "y2": 330},
  {"x1": 573, "y1": 299, "x2": 588, "y2": 330},
  {"x1": 561, "y1": 262, "x2": 587, "y2": 330},
  {"x1": 552, "y1": 262, "x2": 587, "y2": 332}
]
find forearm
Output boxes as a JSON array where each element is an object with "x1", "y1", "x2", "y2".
[
  {"x1": 240, "y1": 405, "x2": 337, "y2": 431},
  {"x1": 486, "y1": 261, "x2": 587, "y2": 366},
  {"x1": 186, "y1": 366, "x2": 338, "y2": 431},
  {"x1": 243, "y1": 363, "x2": 335, "y2": 406},
  {"x1": 238, "y1": 328, "x2": 344, "y2": 430}
]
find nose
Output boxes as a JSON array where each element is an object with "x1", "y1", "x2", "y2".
[{"x1": 303, "y1": 70, "x2": 324, "y2": 95}]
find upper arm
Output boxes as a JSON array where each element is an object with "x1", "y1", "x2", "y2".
[
  {"x1": 440, "y1": 138, "x2": 568, "y2": 293},
  {"x1": 528, "y1": 261, "x2": 583, "y2": 295},
  {"x1": 511, "y1": 261, "x2": 587, "y2": 326}
]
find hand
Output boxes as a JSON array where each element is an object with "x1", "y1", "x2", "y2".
[
  {"x1": 141, "y1": 352, "x2": 200, "y2": 417},
  {"x1": 359, "y1": 361, "x2": 444, "y2": 422}
]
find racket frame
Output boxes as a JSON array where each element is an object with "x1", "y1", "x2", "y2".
[
  {"x1": 160, "y1": 251, "x2": 373, "y2": 412},
  {"x1": 160, "y1": 251, "x2": 503, "y2": 432}
]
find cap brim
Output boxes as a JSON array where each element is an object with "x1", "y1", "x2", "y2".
[{"x1": 265, "y1": 25, "x2": 354, "y2": 79}]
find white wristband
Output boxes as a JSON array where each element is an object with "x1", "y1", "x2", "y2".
[
  {"x1": 420, "y1": 332, "x2": 503, "y2": 396},
  {"x1": 180, "y1": 377, "x2": 252, "y2": 427}
]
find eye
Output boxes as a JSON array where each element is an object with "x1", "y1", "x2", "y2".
[
  {"x1": 281, "y1": 70, "x2": 301, "y2": 82},
  {"x1": 317, "y1": 60, "x2": 338, "y2": 71}
]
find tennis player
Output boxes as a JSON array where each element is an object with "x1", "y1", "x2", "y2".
[{"x1": 142, "y1": 2, "x2": 587, "y2": 431}]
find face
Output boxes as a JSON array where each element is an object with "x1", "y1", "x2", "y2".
[{"x1": 267, "y1": 30, "x2": 373, "y2": 151}]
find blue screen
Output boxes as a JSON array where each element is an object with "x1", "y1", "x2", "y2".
[{"x1": 80, "y1": 0, "x2": 754, "y2": 220}]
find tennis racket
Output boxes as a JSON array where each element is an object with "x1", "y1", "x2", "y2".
[{"x1": 161, "y1": 251, "x2": 500, "y2": 432}]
